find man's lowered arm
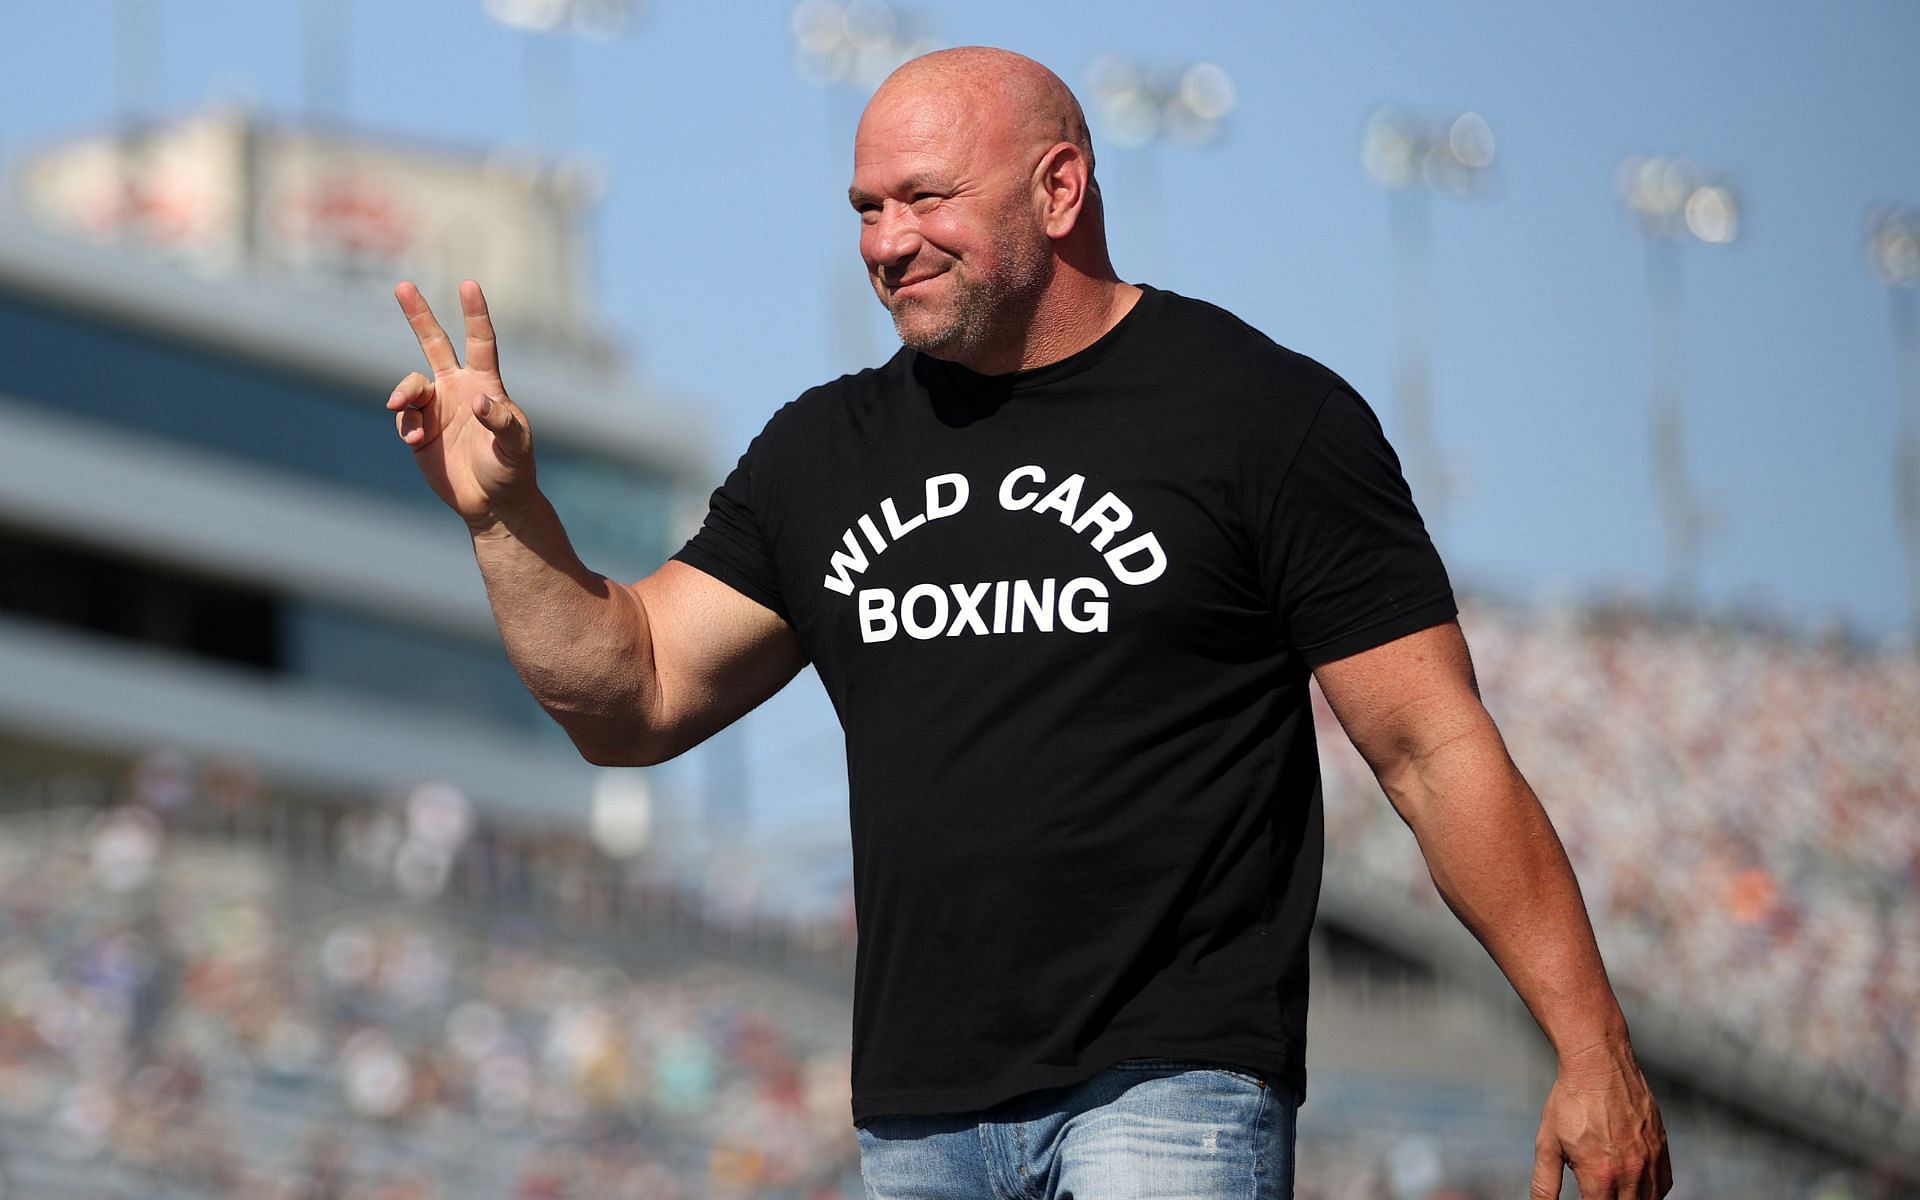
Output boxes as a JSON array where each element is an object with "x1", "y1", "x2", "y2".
[{"x1": 1312, "y1": 619, "x2": 1672, "y2": 1199}]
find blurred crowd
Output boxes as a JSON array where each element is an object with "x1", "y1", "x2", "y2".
[
  {"x1": 1316, "y1": 597, "x2": 1920, "y2": 1121},
  {"x1": 0, "y1": 794, "x2": 862, "y2": 1199}
]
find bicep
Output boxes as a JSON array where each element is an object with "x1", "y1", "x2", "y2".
[{"x1": 629, "y1": 560, "x2": 808, "y2": 756}]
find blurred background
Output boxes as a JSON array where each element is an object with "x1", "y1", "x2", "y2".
[{"x1": 0, "y1": 0, "x2": 1915, "y2": 1196}]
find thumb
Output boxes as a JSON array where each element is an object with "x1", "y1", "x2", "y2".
[
  {"x1": 474, "y1": 392, "x2": 532, "y2": 460},
  {"x1": 1530, "y1": 1130, "x2": 1564, "y2": 1199}
]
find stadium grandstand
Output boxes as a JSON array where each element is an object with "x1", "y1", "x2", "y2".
[{"x1": 0, "y1": 109, "x2": 705, "y2": 824}]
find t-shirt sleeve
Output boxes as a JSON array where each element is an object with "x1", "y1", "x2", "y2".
[
  {"x1": 670, "y1": 436, "x2": 791, "y2": 625},
  {"x1": 1260, "y1": 386, "x2": 1457, "y2": 666}
]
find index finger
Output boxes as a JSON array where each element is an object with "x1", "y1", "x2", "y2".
[
  {"x1": 461, "y1": 279, "x2": 501, "y2": 378},
  {"x1": 394, "y1": 281, "x2": 461, "y2": 376}
]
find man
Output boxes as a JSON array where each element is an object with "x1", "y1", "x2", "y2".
[{"x1": 386, "y1": 46, "x2": 1671, "y2": 1200}]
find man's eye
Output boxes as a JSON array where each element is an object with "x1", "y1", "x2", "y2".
[{"x1": 911, "y1": 193, "x2": 941, "y2": 207}]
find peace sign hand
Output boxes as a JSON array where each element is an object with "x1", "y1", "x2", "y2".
[{"x1": 388, "y1": 279, "x2": 537, "y2": 530}]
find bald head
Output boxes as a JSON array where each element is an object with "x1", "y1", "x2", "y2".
[
  {"x1": 848, "y1": 47, "x2": 1127, "y2": 374},
  {"x1": 867, "y1": 47, "x2": 1096, "y2": 177}
]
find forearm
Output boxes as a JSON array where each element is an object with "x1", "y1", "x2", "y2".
[
  {"x1": 468, "y1": 492, "x2": 664, "y2": 764},
  {"x1": 385, "y1": 283, "x2": 794, "y2": 769},
  {"x1": 1380, "y1": 727, "x2": 1629, "y2": 1061}
]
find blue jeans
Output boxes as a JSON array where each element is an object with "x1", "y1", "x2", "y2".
[{"x1": 856, "y1": 1059, "x2": 1297, "y2": 1199}]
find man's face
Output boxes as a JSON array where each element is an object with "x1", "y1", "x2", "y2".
[{"x1": 849, "y1": 90, "x2": 1052, "y2": 366}]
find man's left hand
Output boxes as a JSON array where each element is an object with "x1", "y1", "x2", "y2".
[{"x1": 1531, "y1": 1039, "x2": 1674, "y2": 1198}]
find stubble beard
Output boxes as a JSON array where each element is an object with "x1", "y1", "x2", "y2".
[{"x1": 886, "y1": 222, "x2": 1051, "y2": 367}]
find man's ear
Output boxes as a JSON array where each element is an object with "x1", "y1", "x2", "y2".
[{"x1": 1032, "y1": 142, "x2": 1091, "y2": 239}]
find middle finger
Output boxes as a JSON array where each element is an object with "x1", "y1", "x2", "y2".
[
  {"x1": 461, "y1": 279, "x2": 501, "y2": 378},
  {"x1": 395, "y1": 282, "x2": 461, "y2": 377}
]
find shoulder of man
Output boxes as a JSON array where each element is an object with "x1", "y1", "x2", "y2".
[
  {"x1": 1147, "y1": 287, "x2": 1362, "y2": 407},
  {"x1": 729, "y1": 347, "x2": 920, "y2": 468},
  {"x1": 757, "y1": 346, "x2": 918, "y2": 436}
]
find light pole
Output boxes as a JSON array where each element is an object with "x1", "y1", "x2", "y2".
[
  {"x1": 1618, "y1": 155, "x2": 1739, "y2": 612},
  {"x1": 1361, "y1": 108, "x2": 1496, "y2": 543},
  {"x1": 788, "y1": 0, "x2": 940, "y2": 371},
  {"x1": 483, "y1": 0, "x2": 633, "y2": 153},
  {"x1": 1868, "y1": 206, "x2": 1920, "y2": 646},
  {"x1": 1086, "y1": 56, "x2": 1237, "y2": 286},
  {"x1": 112, "y1": 0, "x2": 164, "y2": 242},
  {"x1": 302, "y1": 0, "x2": 351, "y2": 125}
]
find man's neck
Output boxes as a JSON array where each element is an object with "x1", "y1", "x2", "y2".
[{"x1": 957, "y1": 276, "x2": 1143, "y2": 377}]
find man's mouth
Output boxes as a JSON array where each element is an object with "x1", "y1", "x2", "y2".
[{"x1": 888, "y1": 269, "x2": 947, "y2": 299}]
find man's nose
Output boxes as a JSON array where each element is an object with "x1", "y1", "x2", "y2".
[{"x1": 864, "y1": 201, "x2": 923, "y2": 267}]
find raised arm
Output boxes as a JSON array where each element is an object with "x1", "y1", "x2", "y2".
[
  {"x1": 1312, "y1": 619, "x2": 1672, "y2": 1199},
  {"x1": 387, "y1": 280, "x2": 806, "y2": 766}
]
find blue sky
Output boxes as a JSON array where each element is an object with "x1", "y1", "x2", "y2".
[{"x1": 5, "y1": 1, "x2": 1918, "y2": 897}]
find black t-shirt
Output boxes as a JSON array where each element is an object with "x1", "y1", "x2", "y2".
[{"x1": 674, "y1": 285, "x2": 1455, "y2": 1122}]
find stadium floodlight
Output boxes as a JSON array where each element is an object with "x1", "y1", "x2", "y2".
[
  {"x1": 1087, "y1": 56, "x2": 1238, "y2": 148},
  {"x1": 484, "y1": 0, "x2": 632, "y2": 39},
  {"x1": 1618, "y1": 154, "x2": 1741, "y2": 612},
  {"x1": 1361, "y1": 108, "x2": 1496, "y2": 195},
  {"x1": 1869, "y1": 206, "x2": 1920, "y2": 289},
  {"x1": 789, "y1": 0, "x2": 939, "y2": 89},
  {"x1": 1359, "y1": 107, "x2": 1497, "y2": 545},
  {"x1": 1868, "y1": 206, "x2": 1920, "y2": 649},
  {"x1": 1618, "y1": 155, "x2": 1741, "y2": 245}
]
